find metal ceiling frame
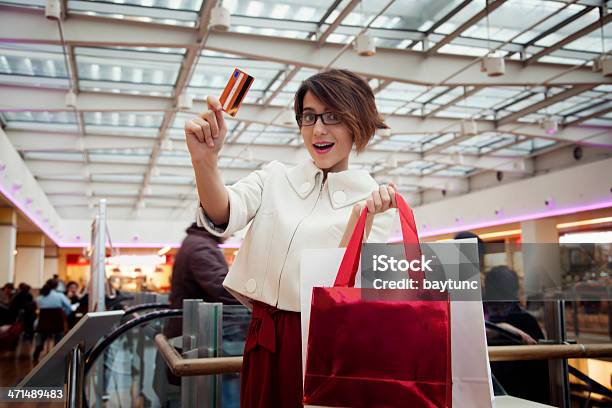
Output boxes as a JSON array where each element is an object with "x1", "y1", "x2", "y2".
[{"x1": 0, "y1": 0, "x2": 610, "y2": 215}]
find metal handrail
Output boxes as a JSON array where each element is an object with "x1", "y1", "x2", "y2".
[
  {"x1": 122, "y1": 302, "x2": 171, "y2": 316},
  {"x1": 65, "y1": 344, "x2": 83, "y2": 408},
  {"x1": 155, "y1": 334, "x2": 612, "y2": 376},
  {"x1": 84, "y1": 309, "x2": 182, "y2": 376},
  {"x1": 155, "y1": 333, "x2": 242, "y2": 376},
  {"x1": 489, "y1": 343, "x2": 612, "y2": 361}
]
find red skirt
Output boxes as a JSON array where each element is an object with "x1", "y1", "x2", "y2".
[{"x1": 240, "y1": 301, "x2": 303, "y2": 408}]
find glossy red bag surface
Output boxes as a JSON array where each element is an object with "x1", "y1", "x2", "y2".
[{"x1": 303, "y1": 193, "x2": 452, "y2": 407}]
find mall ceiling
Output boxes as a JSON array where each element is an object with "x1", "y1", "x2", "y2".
[{"x1": 0, "y1": 0, "x2": 610, "y2": 220}]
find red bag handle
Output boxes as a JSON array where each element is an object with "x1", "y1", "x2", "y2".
[{"x1": 334, "y1": 192, "x2": 422, "y2": 288}]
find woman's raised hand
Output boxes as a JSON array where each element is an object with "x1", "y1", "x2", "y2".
[
  {"x1": 363, "y1": 182, "x2": 398, "y2": 215},
  {"x1": 185, "y1": 96, "x2": 228, "y2": 164},
  {"x1": 339, "y1": 182, "x2": 398, "y2": 247}
]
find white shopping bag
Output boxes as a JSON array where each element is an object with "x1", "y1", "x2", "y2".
[{"x1": 300, "y1": 241, "x2": 494, "y2": 408}]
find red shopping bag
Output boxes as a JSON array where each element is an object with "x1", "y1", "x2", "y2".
[{"x1": 303, "y1": 193, "x2": 452, "y2": 407}]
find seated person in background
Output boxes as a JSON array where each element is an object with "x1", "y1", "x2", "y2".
[
  {"x1": 52, "y1": 274, "x2": 66, "y2": 293},
  {"x1": 34, "y1": 279, "x2": 73, "y2": 360},
  {"x1": 65, "y1": 281, "x2": 81, "y2": 304},
  {"x1": 0, "y1": 283, "x2": 14, "y2": 307},
  {"x1": 0, "y1": 283, "x2": 15, "y2": 325},
  {"x1": 485, "y1": 266, "x2": 544, "y2": 344},
  {"x1": 36, "y1": 279, "x2": 73, "y2": 316},
  {"x1": 65, "y1": 281, "x2": 82, "y2": 328},
  {"x1": 8, "y1": 283, "x2": 36, "y2": 339},
  {"x1": 485, "y1": 265, "x2": 550, "y2": 404}
]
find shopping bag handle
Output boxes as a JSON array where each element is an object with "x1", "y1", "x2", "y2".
[{"x1": 334, "y1": 191, "x2": 422, "y2": 287}]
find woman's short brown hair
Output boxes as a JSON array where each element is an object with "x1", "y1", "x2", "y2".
[{"x1": 294, "y1": 69, "x2": 387, "y2": 152}]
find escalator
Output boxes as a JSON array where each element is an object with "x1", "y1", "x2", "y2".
[{"x1": 79, "y1": 302, "x2": 250, "y2": 408}]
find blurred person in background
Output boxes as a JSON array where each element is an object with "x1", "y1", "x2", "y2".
[
  {"x1": 0, "y1": 283, "x2": 14, "y2": 307},
  {"x1": 155, "y1": 223, "x2": 241, "y2": 408},
  {"x1": 65, "y1": 281, "x2": 81, "y2": 304},
  {"x1": 33, "y1": 279, "x2": 73, "y2": 360},
  {"x1": 65, "y1": 281, "x2": 82, "y2": 328},
  {"x1": 52, "y1": 274, "x2": 66, "y2": 293},
  {"x1": 8, "y1": 283, "x2": 36, "y2": 339},
  {"x1": 485, "y1": 265, "x2": 550, "y2": 404},
  {"x1": 36, "y1": 279, "x2": 72, "y2": 316},
  {"x1": 0, "y1": 283, "x2": 15, "y2": 325},
  {"x1": 454, "y1": 231, "x2": 485, "y2": 275},
  {"x1": 168, "y1": 223, "x2": 239, "y2": 319}
]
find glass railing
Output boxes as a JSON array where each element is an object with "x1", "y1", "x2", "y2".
[
  {"x1": 84, "y1": 313, "x2": 182, "y2": 407},
  {"x1": 83, "y1": 302, "x2": 251, "y2": 408}
]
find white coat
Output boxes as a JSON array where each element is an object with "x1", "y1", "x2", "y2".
[{"x1": 197, "y1": 159, "x2": 395, "y2": 312}]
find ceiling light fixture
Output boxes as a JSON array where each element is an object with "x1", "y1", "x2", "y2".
[
  {"x1": 460, "y1": 118, "x2": 477, "y2": 136},
  {"x1": 354, "y1": 33, "x2": 376, "y2": 57},
  {"x1": 279, "y1": 109, "x2": 295, "y2": 125},
  {"x1": 178, "y1": 92, "x2": 193, "y2": 111},
  {"x1": 482, "y1": 53, "x2": 505, "y2": 77},
  {"x1": 385, "y1": 154, "x2": 398, "y2": 168},
  {"x1": 376, "y1": 127, "x2": 392, "y2": 137},
  {"x1": 597, "y1": 11, "x2": 610, "y2": 77},
  {"x1": 161, "y1": 139, "x2": 174, "y2": 151},
  {"x1": 45, "y1": 0, "x2": 61, "y2": 20},
  {"x1": 481, "y1": 1, "x2": 505, "y2": 77},
  {"x1": 65, "y1": 89, "x2": 77, "y2": 108},
  {"x1": 158, "y1": 246, "x2": 172, "y2": 256},
  {"x1": 209, "y1": 5, "x2": 231, "y2": 31},
  {"x1": 557, "y1": 216, "x2": 612, "y2": 229},
  {"x1": 602, "y1": 57, "x2": 612, "y2": 77},
  {"x1": 540, "y1": 116, "x2": 558, "y2": 135}
]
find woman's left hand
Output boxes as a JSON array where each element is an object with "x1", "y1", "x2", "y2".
[
  {"x1": 339, "y1": 182, "x2": 398, "y2": 247},
  {"x1": 364, "y1": 182, "x2": 398, "y2": 215}
]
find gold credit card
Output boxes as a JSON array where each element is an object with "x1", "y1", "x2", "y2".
[{"x1": 219, "y1": 68, "x2": 254, "y2": 117}]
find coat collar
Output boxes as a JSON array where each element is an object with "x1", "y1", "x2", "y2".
[
  {"x1": 286, "y1": 160, "x2": 321, "y2": 199},
  {"x1": 286, "y1": 160, "x2": 377, "y2": 209}
]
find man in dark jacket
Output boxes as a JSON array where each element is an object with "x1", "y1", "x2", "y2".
[
  {"x1": 156, "y1": 224, "x2": 242, "y2": 406},
  {"x1": 170, "y1": 224, "x2": 237, "y2": 305},
  {"x1": 167, "y1": 223, "x2": 239, "y2": 335}
]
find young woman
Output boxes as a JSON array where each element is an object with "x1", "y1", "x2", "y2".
[{"x1": 185, "y1": 69, "x2": 398, "y2": 407}]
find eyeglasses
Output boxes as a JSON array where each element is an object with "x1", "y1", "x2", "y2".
[{"x1": 297, "y1": 111, "x2": 342, "y2": 127}]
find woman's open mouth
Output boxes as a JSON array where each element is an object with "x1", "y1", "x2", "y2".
[{"x1": 313, "y1": 142, "x2": 335, "y2": 154}]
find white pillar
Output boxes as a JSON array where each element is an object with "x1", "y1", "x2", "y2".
[
  {"x1": 521, "y1": 218, "x2": 561, "y2": 297},
  {"x1": 14, "y1": 232, "x2": 45, "y2": 288},
  {"x1": 0, "y1": 207, "x2": 17, "y2": 284}
]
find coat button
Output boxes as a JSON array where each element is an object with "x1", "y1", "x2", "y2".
[
  {"x1": 245, "y1": 279, "x2": 257, "y2": 293},
  {"x1": 333, "y1": 190, "x2": 347, "y2": 204},
  {"x1": 299, "y1": 182, "x2": 311, "y2": 195}
]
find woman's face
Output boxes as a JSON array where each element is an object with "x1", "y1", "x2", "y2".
[{"x1": 300, "y1": 91, "x2": 353, "y2": 173}]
